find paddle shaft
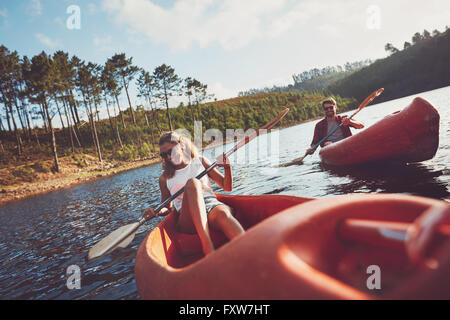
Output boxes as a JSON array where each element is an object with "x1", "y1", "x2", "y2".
[
  {"x1": 293, "y1": 111, "x2": 361, "y2": 163},
  {"x1": 98, "y1": 153, "x2": 255, "y2": 256},
  {"x1": 310, "y1": 112, "x2": 357, "y2": 151},
  {"x1": 123, "y1": 138, "x2": 261, "y2": 237},
  {"x1": 153, "y1": 109, "x2": 288, "y2": 214},
  {"x1": 91, "y1": 109, "x2": 289, "y2": 257}
]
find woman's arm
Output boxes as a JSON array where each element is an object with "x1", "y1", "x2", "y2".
[
  {"x1": 201, "y1": 154, "x2": 233, "y2": 192},
  {"x1": 158, "y1": 175, "x2": 173, "y2": 214},
  {"x1": 143, "y1": 175, "x2": 172, "y2": 220}
]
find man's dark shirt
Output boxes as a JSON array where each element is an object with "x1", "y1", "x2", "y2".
[{"x1": 311, "y1": 115, "x2": 352, "y2": 148}]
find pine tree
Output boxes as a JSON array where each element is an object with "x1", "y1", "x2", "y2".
[
  {"x1": 152, "y1": 64, "x2": 182, "y2": 131},
  {"x1": 107, "y1": 53, "x2": 139, "y2": 125}
]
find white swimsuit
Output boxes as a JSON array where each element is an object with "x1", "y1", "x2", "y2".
[{"x1": 166, "y1": 157, "x2": 216, "y2": 212}]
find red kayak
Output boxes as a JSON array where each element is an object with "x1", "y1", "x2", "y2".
[
  {"x1": 134, "y1": 193, "x2": 450, "y2": 299},
  {"x1": 319, "y1": 97, "x2": 439, "y2": 166}
]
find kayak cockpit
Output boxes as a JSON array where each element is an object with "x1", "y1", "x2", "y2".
[{"x1": 146, "y1": 194, "x2": 314, "y2": 269}]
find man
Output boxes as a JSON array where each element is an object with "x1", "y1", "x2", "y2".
[{"x1": 307, "y1": 97, "x2": 364, "y2": 155}]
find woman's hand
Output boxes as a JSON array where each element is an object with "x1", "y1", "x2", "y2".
[
  {"x1": 143, "y1": 207, "x2": 157, "y2": 220},
  {"x1": 216, "y1": 153, "x2": 231, "y2": 168}
]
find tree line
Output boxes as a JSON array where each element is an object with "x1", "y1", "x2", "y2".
[
  {"x1": 238, "y1": 59, "x2": 372, "y2": 97},
  {"x1": 384, "y1": 28, "x2": 448, "y2": 54},
  {"x1": 0, "y1": 47, "x2": 210, "y2": 172},
  {"x1": 0, "y1": 53, "x2": 356, "y2": 184}
]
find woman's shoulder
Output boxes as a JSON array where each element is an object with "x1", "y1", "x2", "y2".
[{"x1": 159, "y1": 173, "x2": 167, "y2": 184}]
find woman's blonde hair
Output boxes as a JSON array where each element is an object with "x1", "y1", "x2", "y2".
[{"x1": 159, "y1": 131, "x2": 199, "y2": 178}]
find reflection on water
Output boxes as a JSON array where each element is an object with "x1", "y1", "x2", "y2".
[
  {"x1": 0, "y1": 86, "x2": 449, "y2": 300},
  {"x1": 321, "y1": 162, "x2": 449, "y2": 198}
]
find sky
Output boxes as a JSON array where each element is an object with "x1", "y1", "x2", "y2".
[{"x1": 0, "y1": 0, "x2": 449, "y2": 122}]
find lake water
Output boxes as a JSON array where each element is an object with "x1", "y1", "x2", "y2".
[{"x1": 0, "y1": 86, "x2": 449, "y2": 299}]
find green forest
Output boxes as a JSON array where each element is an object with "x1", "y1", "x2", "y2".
[{"x1": 0, "y1": 42, "x2": 357, "y2": 185}]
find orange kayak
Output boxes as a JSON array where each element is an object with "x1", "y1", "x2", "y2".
[
  {"x1": 319, "y1": 97, "x2": 440, "y2": 166},
  {"x1": 134, "y1": 193, "x2": 450, "y2": 299}
]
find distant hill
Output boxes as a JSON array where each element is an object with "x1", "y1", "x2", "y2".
[
  {"x1": 327, "y1": 29, "x2": 450, "y2": 102},
  {"x1": 289, "y1": 71, "x2": 350, "y2": 92},
  {"x1": 238, "y1": 60, "x2": 372, "y2": 96}
]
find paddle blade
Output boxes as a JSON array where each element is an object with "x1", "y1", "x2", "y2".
[
  {"x1": 279, "y1": 153, "x2": 307, "y2": 167},
  {"x1": 261, "y1": 108, "x2": 290, "y2": 130},
  {"x1": 358, "y1": 88, "x2": 384, "y2": 111},
  {"x1": 226, "y1": 108, "x2": 289, "y2": 157},
  {"x1": 88, "y1": 222, "x2": 140, "y2": 260}
]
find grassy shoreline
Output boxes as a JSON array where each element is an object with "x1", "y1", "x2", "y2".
[
  {"x1": 0, "y1": 114, "x2": 327, "y2": 206},
  {"x1": 0, "y1": 156, "x2": 161, "y2": 206}
]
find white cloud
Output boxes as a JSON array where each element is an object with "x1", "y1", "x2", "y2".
[
  {"x1": 102, "y1": 0, "x2": 299, "y2": 51},
  {"x1": 208, "y1": 82, "x2": 238, "y2": 100},
  {"x1": 99, "y1": 0, "x2": 450, "y2": 80},
  {"x1": 317, "y1": 24, "x2": 339, "y2": 37},
  {"x1": 26, "y1": 0, "x2": 42, "y2": 17},
  {"x1": 88, "y1": 3, "x2": 97, "y2": 15},
  {"x1": 93, "y1": 35, "x2": 113, "y2": 51},
  {"x1": 0, "y1": 8, "x2": 7, "y2": 27},
  {"x1": 237, "y1": 74, "x2": 294, "y2": 95},
  {"x1": 35, "y1": 33, "x2": 61, "y2": 49},
  {"x1": 268, "y1": 9, "x2": 307, "y2": 38},
  {"x1": 54, "y1": 17, "x2": 65, "y2": 28},
  {"x1": 101, "y1": 0, "x2": 386, "y2": 52}
]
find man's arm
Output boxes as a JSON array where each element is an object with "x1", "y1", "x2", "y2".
[
  {"x1": 342, "y1": 116, "x2": 364, "y2": 129},
  {"x1": 349, "y1": 119, "x2": 364, "y2": 129},
  {"x1": 310, "y1": 122, "x2": 322, "y2": 148}
]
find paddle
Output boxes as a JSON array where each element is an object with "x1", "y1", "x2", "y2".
[
  {"x1": 88, "y1": 108, "x2": 290, "y2": 260},
  {"x1": 279, "y1": 88, "x2": 384, "y2": 167}
]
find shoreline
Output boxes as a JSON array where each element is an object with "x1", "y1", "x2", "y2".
[
  {"x1": 0, "y1": 156, "x2": 162, "y2": 206},
  {"x1": 0, "y1": 117, "x2": 323, "y2": 207}
]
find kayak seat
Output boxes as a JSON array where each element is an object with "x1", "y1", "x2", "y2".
[{"x1": 169, "y1": 194, "x2": 314, "y2": 257}]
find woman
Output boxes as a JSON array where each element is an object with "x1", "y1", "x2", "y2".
[{"x1": 143, "y1": 131, "x2": 245, "y2": 256}]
